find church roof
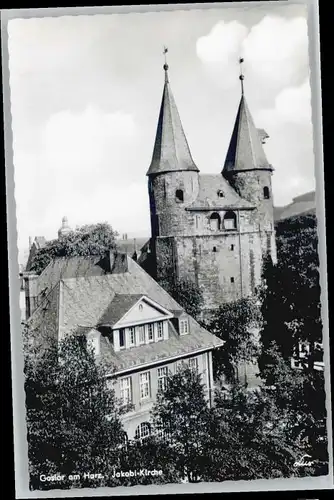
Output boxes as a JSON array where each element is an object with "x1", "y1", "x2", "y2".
[
  {"x1": 222, "y1": 94, "x2": 273, "y2": 174},
  {"x1": 147, "y1": 64, "x2": 199, "y2": 176},
  {"x1": 186, "y1": 174, "x2": 255, "y2": 211}
]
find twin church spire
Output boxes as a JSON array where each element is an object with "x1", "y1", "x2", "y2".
[{"x1": 147, "y1": 51, "x2": 271, "y2": 178}]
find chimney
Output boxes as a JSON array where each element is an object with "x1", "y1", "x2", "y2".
[{"x1": 23, "y1": 272, "x2": 39, "y2": 320}]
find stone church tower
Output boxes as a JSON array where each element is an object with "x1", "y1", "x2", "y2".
[{"x1": 146, "y1": 58, "x2": 277, "y2": 314}]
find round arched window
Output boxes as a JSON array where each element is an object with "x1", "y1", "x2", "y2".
[
  {"x1": 135, "y1": 422, "x2": 151, "y2": 440},
  {"x1": 217, "y1": 190, "x2": 224, "y2": 198}
]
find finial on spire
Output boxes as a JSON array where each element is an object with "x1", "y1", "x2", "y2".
[
  {"x1": 239, "y1": 57, "x2": 245, "y2": 95},
  {"x1": 163, "y1": 46, "x2": 169, "y2": 82}
]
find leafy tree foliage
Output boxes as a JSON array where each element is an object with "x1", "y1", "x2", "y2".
[
  {"x1": 259, "y1": 214, "x2": 322, "y2": 372},
  {"x1": 204, "y1": 297, "x2": 261, "y2": 382},
  {"x1": 257, "y1": 213, "x2": 328, "y2": 476},
  {"x1": 30, "y1": 223, "x2": 118, "y2": 275},
  {"x1": 151, "y1": 365, "x2": 211, "y2": 482},
  {"x1": 201, "y1": 385, "x2": 301, "y2": 481},
  {"x1": 159, "y1": 278, "x2": 204, "y2": 321},
  {"x1": 24, "y1": 333, "x2": 124, "y2": 490}
]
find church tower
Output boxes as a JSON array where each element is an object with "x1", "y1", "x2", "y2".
[
  {"x1": 222, "y1": 59, "x2": 277, "y2": 263},
  {"x1": 147, "y1": 49, "x2": 200, "y2": 282},
  {"x1": 145, "y1": 55, "x2": 277, "y2": 314}
]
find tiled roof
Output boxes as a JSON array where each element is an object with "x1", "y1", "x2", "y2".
[
  {"x1": 186, "y1": 174, "x2": 255, "y2": 211},
  {"x1": 35, "y1": 253, "x2": 127, "y2": 299},
  {"x1": 61, "y1": 258, "x2": 184, "y2": 330},
  {"x1": 30, "y1": 254, "x2": 224, "y2": 371},
  {"x1": 98, "y1": 294, "x2": 143, "y2": 326},
  {"x1": 147, "y1": 68, "x2": 199, "y2": 176},
  {"x1": 98, "y1": 319, "x2": 223, "y2": 374},
  {"x1": 223, "y1": 95, "x2": 272, "y2": 174}
]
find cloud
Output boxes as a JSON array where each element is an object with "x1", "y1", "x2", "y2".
[
  {"x1": 41, "y1": 106, "x2": 136, "y2": 175},
  {"x1": 242, "y1": 16, "x2": 309, "y2": 88},
  {"x1": 274, "y1": 80, "x2": 312, "y2": 125},
  {"x1": 196, "y1": 15, "x2": 309, "y2": 93},
  {"x1": 13, "y1": 107, "x2": 140, "y2": 255},
  {"x1": 196, "y1": 20, "x2": 248, "y2": 65}
]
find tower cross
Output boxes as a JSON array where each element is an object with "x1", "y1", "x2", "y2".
[
  {"x1": 163, "y1": 46, "x2": 169, "y2": 82},
  {"x1": 239, "y1": 57, "x2": 245, "y2": 95}
]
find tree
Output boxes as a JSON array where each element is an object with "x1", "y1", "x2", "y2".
[
  {"x1": 257, "y1": 343, "x2": 328, "y2": 476},
  {"x1": 159, "y1": 278, "x2": 204, "y2": 321},
  {"x1": 30, "y1": 222, "x2": 118, "y2": 275},
  {"x1": 202, "y1": 384, "x2": 302, "y2": 482},
  {"x1": 204, "y1": 297, "x2": 261, "y2": 382},
  {"x1": 24, "y1": 333, "x2": 125, "y2": 490},
  {"x1": 259, "y1": 214, "x2": 322, "y2": 373},
  {"x1": 151, "y1": 365, "x2": 211, "y2": 482}
]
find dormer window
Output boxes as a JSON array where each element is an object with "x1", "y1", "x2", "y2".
[
  {"x1": 119, "y1": 329, "x2": 125, "y2": 349},
  {"x1": 180, "y1": 318, "x2": 189, "y2": 335},
  {"x1": 176, "y1": 189, "x2": 184, "y2": 202}
]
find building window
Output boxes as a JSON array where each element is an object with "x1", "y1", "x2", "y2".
[
  {"x1": 157, "y1": 366, "x2": 168, "y2": 392},
  {"x1": 139, "y1": 303, "x2": 143, "y2": 311},
  {"x1": 176, "y1": 359, "x2": 186, "y2": 371},
  {"x1": 263, "y1": 186, "x2": 270, "y2": 199},
  {"x1": 120, "y1": 377, "x2": 132, "y2": 405},
  {"x1": 157, "y1": 321, "x2": 163, "y2": 339},
  {"x1": 148, "y1": 323, "x2": 154, "y2": 342},
  {"x1": 230, "y1": 277, "x2": 235, "y2": 283},
  {"x1": 189, "y1": 357, "x2": 198, "y2": 372},
  {"x1": 230, "y1": 244, "x2": 234, "y2": 251},
  {"x1": 224, "y1": 211, "x2": 237, "y2": 230},
  {"x1": 140, "y1": 372, "x2": 151, "y2": 400},
  {"x1": 213, "y1": 246, "x2": 217, "y2": 253},
  {"x1": 129, "y1": 327, "x2": 136, "y2": 346},
  {"x1": 217, "y1": 190, "x2": 224, "y2": 198},
  {"x1": 209, "y1": 212, "x2": 221, "y2": 231},
  {"x1": 119, "y1": 329, "x2": 125, "y2": 348},
  {"x1": 135, "y1": 422, "x2": 151, "y2": 440},
  {"x1": 195, "y1": 215, "x2": 200, "y2": 229},
  {"x1": 138, "y1": 325, "x2": 145, "y2": 344},
  {"x1": 175, "y1": 189, "x2": 184, "y2": 202},
  {"x1": 180, "y1": 319, "x2": 189, "y2": 335}
]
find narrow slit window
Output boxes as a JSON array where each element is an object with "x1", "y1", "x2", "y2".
[{"x1": 263, "y1": 186, "x2": 270, "y2": 199}]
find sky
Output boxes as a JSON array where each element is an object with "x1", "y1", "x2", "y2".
[{"x1": 7, "y1": 2, "x2": 317, "y2": 265}]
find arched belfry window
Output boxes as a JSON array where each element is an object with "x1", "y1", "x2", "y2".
[
  {"x1": 224, "y1": 211, "x2": 237, "y2": 230},
  {"x1": 263, "y1": 186, "x2": 270, "y2": 199},
  {"x1": 209, "y1": 212, "x2": 221, "y2": 231},
  {"x1": 175, "y1": 189, "x2": 184, "y2": 202}
]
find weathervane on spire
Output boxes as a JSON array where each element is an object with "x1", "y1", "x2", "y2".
[
  {"x1": 239, "y1": 57, "x2": 245, "y2": 95},
  {"x1": 163, "y1": 46, "x2": 169, "y2": 82}
]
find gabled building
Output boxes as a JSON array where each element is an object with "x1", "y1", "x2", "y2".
[
  {"x1": 142, "y1": 60, "x2": 277, "y2": 314},
  {"x1": 24, "y1": 252, "x2": 224, "y2": 440}
]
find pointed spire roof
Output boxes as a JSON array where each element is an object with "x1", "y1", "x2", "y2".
[
  {"x1": 222, "y1": 59, "x2": 273, "y2": 175},
  {"x1": 147, "y1": 50, "x2": 199, "y2": 176}
]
